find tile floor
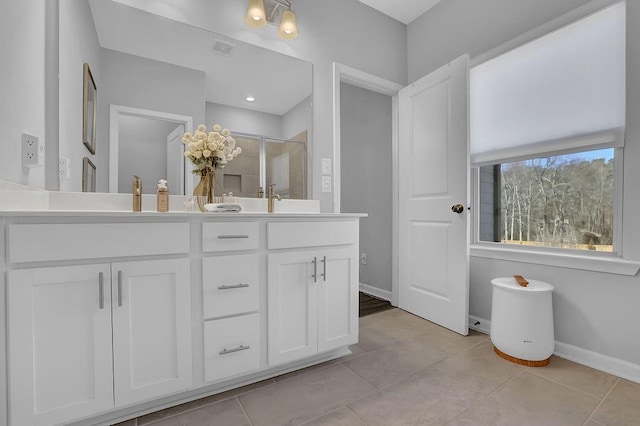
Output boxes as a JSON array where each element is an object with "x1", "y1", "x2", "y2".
[{"x1": 114, "y1": 308, "x2": 640, "y2": 426}]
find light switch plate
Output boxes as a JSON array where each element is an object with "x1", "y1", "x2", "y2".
[
  {"x1": 321, "y1": 176, "x2": 332, "y2": 192},
  {"x1": 321, "y1": 158, "x2": 332, "y2": 175}
]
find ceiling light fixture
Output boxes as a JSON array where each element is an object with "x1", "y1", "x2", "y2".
[
  {"x1": 245, "y1": 0, "x2": 298, "y2": 40},
  {"x1": 246, "y1": 96, "x2": 256, "y2": 102},
  {"x1": 246, "y1": 0, "x2": 267, "y2": 27}
]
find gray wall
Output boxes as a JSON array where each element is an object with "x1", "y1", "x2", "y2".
[
  {"x1": 205, "y1": 102, "x2": 282, "y2": 138},
  {"x1": 409, "y1": 0, "x2": 640, "y2": 366},
  {"x1": 282, "y1": 96, "x2": 313, "y2": 141},
  {"x1": 99, "y1": 48, "x2": 205, "y2": 193},
  {"x1": 58, "y1": 0, "x2": 101, "y2": 192},
  {"x1": 117, "y1": 116, "x2": 178, "y2": 193},
  {"x1": 0, "y1": 0, "x2": 46, "y2": 189},
  {"x1": 340, "y1": 83, "x2": 392, "y2": 293}
]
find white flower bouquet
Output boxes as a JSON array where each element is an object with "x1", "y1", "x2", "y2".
[{"x1": 182, "y1": 124, "x2": 242, "y2": 173}]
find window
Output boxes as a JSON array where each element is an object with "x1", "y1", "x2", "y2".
[
  {"x1": 471, "y1": 2, "x2": 625, "y2": 254},
  {"x1": 479, "y1": 148, "x2": 614, "y2": 251}
]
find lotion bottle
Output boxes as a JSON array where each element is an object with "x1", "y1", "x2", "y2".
[{"x1": 157, "y1": 179, "x2": 169, "y2": 212}]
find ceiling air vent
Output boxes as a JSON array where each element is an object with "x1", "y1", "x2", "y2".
[{"x1": 213, "y1": 40, "x2": 235, "y2": 56}]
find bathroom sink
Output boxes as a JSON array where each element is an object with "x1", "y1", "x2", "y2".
[{"x1": 236, "y1": 197, "x2": 320, "y2": 213}]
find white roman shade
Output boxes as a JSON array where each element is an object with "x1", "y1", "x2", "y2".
[{"x1": 470, "y1": 2, "x2": 625, "y2": 166}]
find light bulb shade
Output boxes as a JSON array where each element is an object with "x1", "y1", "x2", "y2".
[
  {"x1": 246, "y1": 0, "x2": 266, "y2": 28},
  {"x1": 278, "y1": 9, "x2": 298, "y2": 40}
]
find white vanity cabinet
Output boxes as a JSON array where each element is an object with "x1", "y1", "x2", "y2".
[
  {"x1": 111, "y1": 259, "x2": 192, "y2": 406},
  {"x1": 202, "y1": 222, "x2": 261, "y2": 383},
  {"x1": 7, "y1": 259, "x2": 192, "y2": 426},
  {"x1": 1, "y1": 214, "x2": 363, "y2": 426},
  {"x1": 6, "y1": 222, "x2": 192, "y2": 426},
  {"x1": 8, "y1": 264, "x2": 115, "y2": 426},
  {"x1": 266, "y1": 222, "x2": 359, "y2": 366}
]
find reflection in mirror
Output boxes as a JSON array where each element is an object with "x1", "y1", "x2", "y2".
[
  {"x1": 117, "y1": 116, "x2": 183, "y2": 194},
  {"x1": 266, "y1": 136, "x2": 306, "y2": 199},
  {"x1": 216, "y1": 135, "x2": 261, "y2": 199},
  {"x1": 58, "y1": 0, "x2": 312, "y2": 195}
]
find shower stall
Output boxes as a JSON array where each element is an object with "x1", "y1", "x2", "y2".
[{"x1": 215, "y1": 131, "x2": 307, "y2": 199}]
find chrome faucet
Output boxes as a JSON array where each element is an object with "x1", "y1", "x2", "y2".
[{"x1": 267, "y1": 184, "x2": 281, "y2": 213}]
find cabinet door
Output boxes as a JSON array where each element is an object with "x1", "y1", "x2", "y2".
[
  {"x1": 8, "y1": 264, "x2": 114, "y2": 426},
  {"x1": 267, "y1": 251, "x2": 318, "y2": 365},
  {"x1": 317, "y1": 248, "x2": 359, "y2": 352},
  {"x1": 111, "y1": 259, "x2": 192, "y2": 406}
]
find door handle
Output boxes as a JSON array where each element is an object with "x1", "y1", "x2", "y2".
[
  {"x1": 321, "y1": 256, "x2": 326, "y2": 282},
  {"x1": 451, "y1": 203, "x2": 465, "y2": 214}
]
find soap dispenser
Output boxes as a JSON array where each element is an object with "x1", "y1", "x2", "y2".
[
  {"x1": 157, "y1": 179, "x2": 169, "y2": 212},
  {"x1": 132, "y1": 175, "x2": 142, "y2": 212}
]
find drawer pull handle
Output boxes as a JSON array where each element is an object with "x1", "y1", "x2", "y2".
[
  {"x1": 321, "y1": 256, "x2": 327, "y2": 282},
  {"x1": 117, "y1": 270, "x2": 123, "y2": 307},
  {"x1": 218, "y1": 235, "x2": 250, "y2": 239},
  {"x1": 218, "y1": 283, "x2": 250, "y2": 290},
  {"x1": 312, "y1": 257, "x2": 317, "y2": 283},
  {"x1": 219, "y1": 345, "x2": 250, "y2": 355},
  {"x1": 98, "y1": 272, "x2": 105, "y2": 309}
]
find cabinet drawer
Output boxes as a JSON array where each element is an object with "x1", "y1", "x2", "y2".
[
  {"x1": 204, "y1": 314, "x2": 260, "y2": 383},
  {"x1": 202, "y1": 222, "x2": 259, "y2": 252},
  {"x1": 8, "y1": 223, "x2": 189, "y2": 263},
  {"x1": 267, "y1": 221, "x2": 358, "y2": 249},
  {"x1": 202, "y1": 254, "x2": 259, "y2": 318}
]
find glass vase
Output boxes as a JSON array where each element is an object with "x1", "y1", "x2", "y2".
[{"x1": 193, "y1": 170, "x2": 216, "y2": 212}]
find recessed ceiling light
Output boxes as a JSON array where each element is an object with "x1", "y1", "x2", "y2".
[{"x1": 246, "y1": 96, "x2": 256, "y2": 102}]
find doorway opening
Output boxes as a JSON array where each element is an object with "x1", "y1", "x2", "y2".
[
  {"x1": 109, "y1": 105, "x2": 193, "y2": 194},
  {"x1": 332, "y1": 63, "x2": 403, "y2": 306}
]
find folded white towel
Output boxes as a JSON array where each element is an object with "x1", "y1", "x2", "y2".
[{"x1": 204, "y1": 203, "x2": 243, "y2": 212}]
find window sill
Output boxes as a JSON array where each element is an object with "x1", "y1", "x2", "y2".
[{"x1": 470, "y1": 244, "x2": 640, "y2": 276}]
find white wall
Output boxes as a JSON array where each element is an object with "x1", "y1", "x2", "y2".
[
  {"x1": 282, "y1": 96, "x2": 312, "y2": 141},
  {"x1": 99, "y1": 48, "x2": 205, "y2": 192},
  {"x1": 117, "y1": 116, "x2": 178, "y2": 193},
  {"x1": 206, "y1": 102, "x2": 282, "y2": 138},
  {"x1": 59, "y1": 0, "x2": 101, "y2": 192},
  {"x1": 340, "y1": 83, "x2": 393, "y2": 294},
  {"x1": 409, "y1": 0, "x2": 640, "y2": 369},
  {"x1": 113, "y1": 0, "x2": 408, "y2": 212},
  {"x1": 0, "y1": 0, "x2": 46, "y2": 189}
]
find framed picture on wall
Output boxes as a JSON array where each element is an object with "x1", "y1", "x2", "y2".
[
  {"x1": 82, "y1": 63, "x2": 97, "y2": 154},
  {"x1": 82, "y1": 157, "x2": 96, "y2": 192}
]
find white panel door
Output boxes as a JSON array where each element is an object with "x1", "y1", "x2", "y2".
[
  {"x1": 317, "y1": 248, "x2": 359, "y2": 352},
  {"x1": 398, "y1": 54, "x2": 470, "y2": 335},
  {"x1": 267, "y1": 251, "x2": 318, "y2": 365},
  {"x1": 8, "y1": 264, "x2": 114, "y2": 426},
  {"x1": 166, "y1": 124, "x2": 185, "y2": 195},
  {"x1": 111, "y1": 259, "x2": 192, "y2": 406}
]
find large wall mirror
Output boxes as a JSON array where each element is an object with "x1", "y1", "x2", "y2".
[{"x1": 58, "y1": 0, "x2": 312, "y2": 197}]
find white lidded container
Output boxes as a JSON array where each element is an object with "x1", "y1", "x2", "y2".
[{"x1": 490, "y1": 277, "x2": 554, "y2": 366}]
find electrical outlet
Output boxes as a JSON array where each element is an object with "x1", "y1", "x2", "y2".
[
  {"x1": 321, "y1": 158, "x2": 332, "y2": 175},
  {"x1": 22, "y1": 133, "x2": 44, "y2": 167},
  {"x1": 360, "y1": 253, "x2": 367, "y2": 264},
  {"x1": 59, "y1": 157, "x2": 71, "y2": 180},
  {"x1": 321, "y1": 175, "x2": 331, "y2": 193}
]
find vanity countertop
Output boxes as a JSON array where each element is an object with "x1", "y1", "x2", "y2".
[{"x1": 0, "y1": 210, "x2": 367, "y2": 218}]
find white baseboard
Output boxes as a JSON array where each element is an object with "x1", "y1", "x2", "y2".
[
  {"x1": 468, "y1": 315, "x2": 491, "y2": 334},
  {"x1": 554, "y1": 342, "x2": 640, "y2": 384},
  {"x1": 468, "y1": 315, "x2": 640, "y2": 384},
  {"x1": 359, "y1": 283, "x2": 392, "y2": 302}
]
